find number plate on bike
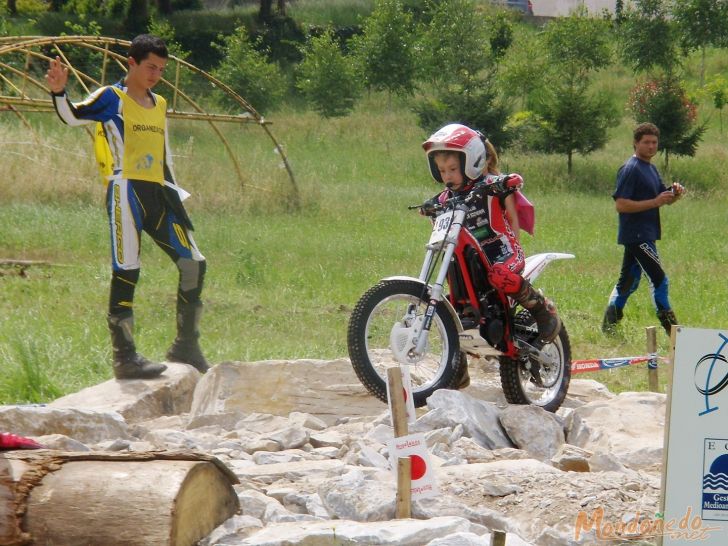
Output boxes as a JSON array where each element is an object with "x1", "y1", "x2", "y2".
[{"x1": 428, "y1": 211, "x2": 454, "y2": 245}]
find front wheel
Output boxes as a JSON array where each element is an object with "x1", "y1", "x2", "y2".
[
  {"x1": 347, "y1": 279, "x2": 463, "y2": 407},
  {"x1": 499, "y1": 310, "x2": 571, "y2": 412}
]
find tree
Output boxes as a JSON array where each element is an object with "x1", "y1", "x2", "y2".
[
  {"x1": 296, "y1": 29, "x2": 361, "y2": 117},
  {"x1": 259, "y1": 0, "x2": 285, "y2": 21},
  {"x1": 125, "y1": 0, "x2": 150, "y2": 35},
  {"x1": 536, "y1": 84, "x2": 617, "y2": 174},
  {"x1": 706, "y1": 76, "x2": 728, "y2": 133},
  {"x1": 532, "y1": 7, "x2": 618, "y2": 173},
  {"x1": 156, "y1": 0, "x2": 172, "y2": 15},
  {"x1": 211, "y1": 26, "x2": 286, "y2": 114},
  {"x1": 351, "y1": 0, "x2": 416, "y2": 100},
  {"x1": 414, "y1": 0, "x2": 511, "y2": 144},
  {"x1": 671, "y1": 0, "x2": 728, "y2": 86},
  {"x1": 629, "y1": 77, "x2": 705, "y2": 169},
  {"x1": 619, "y1": 0, "x2": 679, "y2": 74},
  {"x1": 499, "y1": 31, "x2": 549, "y2": 109},
  {"x1": 417, "y1": 0, "x2": 491, "y2": 86},
  {"x1": 7, "y1": 0, "x2": 16, "y2": 15}
]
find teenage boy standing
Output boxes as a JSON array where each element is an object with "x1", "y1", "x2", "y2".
[
  {"x1": 46, "y1": 35, "x2": 209, "y2": 379},
  {"x1": 602, "y1": 122, "x2": 685, "y2": 336}
]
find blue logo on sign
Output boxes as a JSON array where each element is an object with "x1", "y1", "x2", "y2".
[
  {"x1": 702, "y1": 439, "x2": 728, "y2": 521},
  {"x1": 694, "y1": 333, "x2": 728, "y2": 416}
]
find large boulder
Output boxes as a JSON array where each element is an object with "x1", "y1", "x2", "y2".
[
  {"x1": 189, "y1": 359, "x2": 385, "y2": 424},
  {"x1": 0, "y1": 405, "x2": 130, "y2": 444},
  {"x1": 50, "y1": 363, "x2": 199, "y2": 424},
  {"x1": 565, "y1": 391, "x2": 665, "y2": 470}
]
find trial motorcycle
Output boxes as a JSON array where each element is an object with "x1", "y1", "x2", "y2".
[{"x1": 347, "y1": 179, "x2": 574, "y2": 412}]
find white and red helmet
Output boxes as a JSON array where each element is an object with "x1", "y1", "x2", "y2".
[{"x1": 422, "y1": 123, "x2": 487, "y2": 183}]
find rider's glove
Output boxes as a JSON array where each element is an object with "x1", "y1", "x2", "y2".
[
  {"x1": 420, "y1": 196, "x2": 440, "y2": 217},
  {"x1": 487, "y1": 174, "x2": 523, "y2": 195}
]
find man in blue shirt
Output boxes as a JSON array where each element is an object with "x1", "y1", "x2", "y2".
[{"x1": 602, "y1": 122, "x2": 685, "y2": 336}]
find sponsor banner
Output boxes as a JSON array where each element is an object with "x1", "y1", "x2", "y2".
[{"x1": 571, "y1": 355, "x2": 665, "y2": 374}]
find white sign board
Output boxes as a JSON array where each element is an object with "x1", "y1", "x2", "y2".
[
  {"x1": 661, "y1": 327, "x2": 728, "y2": 545},
  {"x1": 387, "y1": 433, "x2": 439, "y2": 500}
]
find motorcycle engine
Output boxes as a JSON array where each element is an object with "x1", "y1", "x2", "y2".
[{"x1": 479, "y1": 302, "x2": 504, "y2": 347}]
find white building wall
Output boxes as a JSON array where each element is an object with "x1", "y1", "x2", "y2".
[{"x1": 532, "y1": 0, "x2": 619, "y2": 16}]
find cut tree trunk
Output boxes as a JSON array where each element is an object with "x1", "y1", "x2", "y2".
[{"x1": 0, "y1": 450, "x2": 239, "y2": 546}]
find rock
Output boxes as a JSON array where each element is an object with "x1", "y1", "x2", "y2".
[
  {"x1": 32, "y1": 434, "x2": 90, "y2": 452},
  {"x1": 189, "y1": 360, "x2": 384, "y2": 424},
  {"x1": 237, "y1": 516, "x2": 485, "y2": 546},
  {"x1": 318, "y1": 468, "x2": 396, "y2": 521},
  {"x1": 422, "y1": 390, "x2": 513, "y2": 449},
  {"x1": 566, "y1": 392, "x2": 665, "y2": 470},
  {"x1": 50, "y1": 363, "x2": 199, "y2": 424},
  {"x1": 499, "y1": 405, "x2": 565, "y2": 460},
  {"x1": 550, "y1": 444, "x2": 592, "y2": 472},
  {"x1": 2, "y1": 358, "x2": 666, "y2": 546},
  {"x1": 0, "y1": 405, "x2": 130, "y2": 444}
]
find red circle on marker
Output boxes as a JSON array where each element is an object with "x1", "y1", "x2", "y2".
[
  {"x1": 402, "y1": 387, "x2": 408, "y2": 402},
  {"x1": 410, "y1": 454, "x2": 427, "y2": 480}
]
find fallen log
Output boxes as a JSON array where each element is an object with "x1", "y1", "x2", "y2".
[{"x1": 0, "y1": 450, "x2": 240, "y2": 546}]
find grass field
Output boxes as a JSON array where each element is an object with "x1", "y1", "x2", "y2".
[{"x1": 1, "y1": 86, "x2": 727, "y2": 405}]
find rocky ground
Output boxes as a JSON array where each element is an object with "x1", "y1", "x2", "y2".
[{"x1": 0, "y1": 357, "x2": 669, "y2": 545}]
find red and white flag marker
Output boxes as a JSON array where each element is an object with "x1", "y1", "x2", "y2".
[{"x1": 387, "y1": 432, "x2": 439, "y2": 500}]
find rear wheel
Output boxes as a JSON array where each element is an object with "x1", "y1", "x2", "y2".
[
  {"x1": 499, "y1": 310, "x2": 571, "y2": 412},
  {"x1": 347, "y1": 279, "x2": 462, "y2": 407}
]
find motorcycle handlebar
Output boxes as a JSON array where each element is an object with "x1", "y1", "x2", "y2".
[{"x1": 412, "y1": 175, "x2": 521, "y2": 215}]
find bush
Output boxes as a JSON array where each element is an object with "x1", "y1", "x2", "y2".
[
  {"x1": 168, "y1": 11, "x2": 252, "y2": 70},
  {"x1": 211, "y1": 25, "x2": 286, "y2": 114},
  {"x1": 296, "y1": 28, "x2": 361, "y2": 117},
  {"x1": 413, "y1": 84, "x2": 512, "y2": 146},
  {"x1": 351, "y1": 0, "x2": 415, "y2": 96}
]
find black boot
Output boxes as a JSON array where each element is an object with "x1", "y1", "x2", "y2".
[
  {"x1": 657, "y1": 309, "x2": 678, "y2": 336},
  {"x1": 514, "y1": 281, "x2": 561, "y2": 343},
  {"x1": 107, "y1": 312, "x2": 166, "y2": 380},
  {"x1": 166, "y1": 301, "x2": 210, "y2": 373},
  {"x1": 601, "y1": 304, "x2": 623, "y2": 334}
]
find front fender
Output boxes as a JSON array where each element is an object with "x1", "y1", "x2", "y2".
[
  {"x1": 381, "y1": 275, "x2": 463, "y2": 333},
  {"x1": 523, "y1": 253, "x2": 575, "y2": 284}
]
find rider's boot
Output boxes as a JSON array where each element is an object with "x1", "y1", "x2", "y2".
[
  {"x1": 108, "y1": 312, "x2": 167, "y2": 380},
  {"x1": 657, "y1": 308, "x2": 678, "y2": 337},
  {"x1": 166, "y1": 301, "x2": 210, "y2": 373},
  {"x1": 514, "y1": 280, "x2": 561, "y2": 344},
  {"x1": 452, "y1": 357, "x2": 470, "y2": 389},
  {"x1": 601, "y1": 304, "x2": 623, "y2": 334}
]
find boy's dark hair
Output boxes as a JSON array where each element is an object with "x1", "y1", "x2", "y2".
[
  {"x1": 633, "y1": 122, "x2": 659, "y2": 142},
  {"x1": 128, "y1": 34, "x2": 168, "y2": 63}
]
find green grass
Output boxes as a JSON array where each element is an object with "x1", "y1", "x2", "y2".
[{"x1": 2, "y1": 85, "x2": 728, "y2": 403}]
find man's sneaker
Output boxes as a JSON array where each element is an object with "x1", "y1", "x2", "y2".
[{"x1": 601, "y1": 304, "x2": 623, "y2": 334}]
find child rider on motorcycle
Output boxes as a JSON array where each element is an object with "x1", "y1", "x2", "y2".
[{"x1": 421, "y1": 123, "x2": 561, "y2": 345}]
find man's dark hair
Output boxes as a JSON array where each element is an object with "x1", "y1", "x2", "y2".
[
  {"x1": 633, "y1": 122, "x2": 660, "y2": 142},
  {"x1": 128, "y1": 34, "x2": 168, "y2": 63}
]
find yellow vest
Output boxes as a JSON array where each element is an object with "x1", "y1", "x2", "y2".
[{"x1": 94, "y1": 86, "x2": 167, "y2": 184}]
